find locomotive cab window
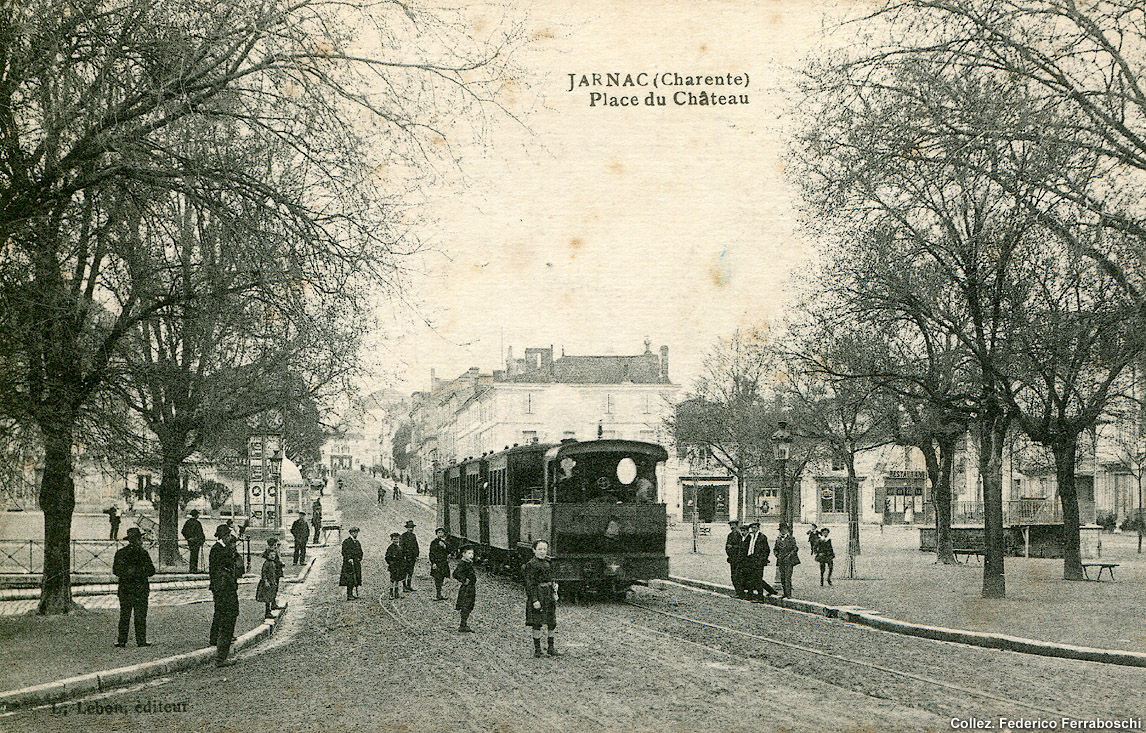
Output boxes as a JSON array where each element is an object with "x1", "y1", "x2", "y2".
[{"x1": 551, "y1": 452, "x2": 659, "y2": 504}]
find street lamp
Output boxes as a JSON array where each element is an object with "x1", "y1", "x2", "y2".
[
  {"x1": 269, "y1": 448, "x2": 283, "y2": 530},
  {"x1": 772, "y1": 422, "x2": 793, "y2": 526}
]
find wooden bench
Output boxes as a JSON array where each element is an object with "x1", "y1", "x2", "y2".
[
  {"x1": 1081, "y1": 562, "x2": 1119, "y2": 581},
  {"x1": 952, "y1": 549, "x2": 983, "y2": 564},
  {"x1": 318, "y1": 523, "x2": 342, "y2": 544}
]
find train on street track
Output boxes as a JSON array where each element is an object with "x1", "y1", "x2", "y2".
[{"x1": 436, "y1": 439, "x2": 670, "y2": 600}]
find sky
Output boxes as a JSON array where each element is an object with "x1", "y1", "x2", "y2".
[{"x1": 364, "y1": 0, "x2": 860, "y2": 397}]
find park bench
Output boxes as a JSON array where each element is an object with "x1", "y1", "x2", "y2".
[
  {"x1": 317, "y1": 522, "x2": 342, "y2": 544},
  {"x1": 1080, "y1": 562, "x2": 1119, "y2": 581},
  {"x1": 952, "y1": 548, "x2": 983, "y2": 564}
]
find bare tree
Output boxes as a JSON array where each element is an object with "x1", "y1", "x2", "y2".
[{"x1": 0, "y1": 0, "x2": 524, "y2": 613}]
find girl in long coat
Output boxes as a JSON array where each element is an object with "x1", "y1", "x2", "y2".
[
  {"x1": 521, "y1": 539, "x2": 559, "y2": 658},
  {"x1": 340, "y1": 528, "x2": 364, "y2": 600},
  {"x1": 452, "y1": 546, "x2": 476, "y2": 632},
  {"x1": 255, "y1": 537, "x2": 284, "y2": 618},
  {"x1": 815, "y1": 527, "x2": 835, "y2": 586}
]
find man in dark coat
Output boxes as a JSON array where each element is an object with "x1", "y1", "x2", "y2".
[
  {"x1": 742, "y1": 521, "x2": 777, "y2": 601},
  {"x1": 428, "y1": 527, "x2": 451, "y2": 601},
  {"x1": 105, "y1": 506, "x2": 121, "y2": 541},
  {"x1": 775, "y1": 523, "x2": 801, "y2": 599},
  {"x1": 181, "y1": 509, "x2": 206, "y2": 573},
  {"x1": 385, "y1": 532, "x2": 404, "y2": 599},
  {"x1": 377, "y1": 484, "x2": 385, "y2": 506},
  {"x1": 113, "y1": 527, "x2": 155, "y2": 647},
  {"x1": 725, "y1": 520, "x2": 746, "y2": 599},
  {"x1": 209, "y1": 526, "x2": 243, "y2": 667},
  {"x1": 290, "y1": 511, "x2": 310, "y2": 565},
  {"x1": 399, "y1": 520, "x2": 419, "y2": 591},
  {"x1": 311, "y1": 498, "x2": 323, "y2": 545},
  {"x1": 340, "y1": 527, "x2": 364, "y2": 600}
]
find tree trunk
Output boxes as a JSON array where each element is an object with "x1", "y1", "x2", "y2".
[
  {"x1": 37, "y1": 422, "x2": 80, "y2": 614},
  {"x1": 157, "y1": 450, "x2": 184, "y2": 567},
  {"x1": 1050, "y1": 439, "x2": 1084, "y2": 581},
  {"x1": 977, "y1": 412, "x2": 1007, "y2": 598},
  {"x1": 922, "y1": 437, "x2": 957, "y2": 564},
  {"x1": 845, "y1": 452, "x2": 861, "y2": 578}
]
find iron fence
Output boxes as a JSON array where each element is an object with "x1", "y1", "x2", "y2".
[
  {"x1": 951, "y1": 500, "x2": 1096, "y2": 526},
  {"x1": 0, "y1": 537, "x2": 251, "y2": 574}
]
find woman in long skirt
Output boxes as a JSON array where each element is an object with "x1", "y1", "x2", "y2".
[{"x1": 452, "y1": 546, "x2": 476, "y2": 632}]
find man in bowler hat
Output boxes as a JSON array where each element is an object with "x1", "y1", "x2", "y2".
[
  {"x1": 209, "y1": 525, "x2": 243, "y2": 667},
  {"x1": 182, "y1": 509, "x2": 206, "y2": 573},
  {"x1": 399, "y1": 520, "x2": 419, "y2": 591},
  {"x1": 113, "y1": 527, "x2": 155, "y2": 647},
  {"x1": 290, "y1": 511, "x2": 310, "y2": 565}
]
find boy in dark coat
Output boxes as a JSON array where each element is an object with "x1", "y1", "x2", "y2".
[
  {"x1": 522, "y1": 539, "x2": 559, "y2": 658},
  {"x1": 112, "y1": 527, "x2": 156, "y2": 647},
  {"x1": 399, "y1": 520, "x2": 419, "y2": 591},
  {"x1": 340, "y1": 527, "x2": 363, "y2": 600},
  {"x1": 775, "y1": 523, "x2": 801, "y2": 599},
  {"x1": 385, "y1": 532, "x2": 404, "y2": 599},
  {"x1": 290, "y1": 511, "x2": 310, "y2": 565},
  {"x1": 452, "y1": 546, "x2": 476, "y2": 632},
  {"x1": 815, "y1": 527, "x2": 835, "y2": 586},
  {"x1": 428, "y1": 527, "x2": 451, "y2": 601}
]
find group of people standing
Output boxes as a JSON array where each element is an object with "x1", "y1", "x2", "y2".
[
  {"x1": 724, "y1": 520, "x2": 803, "y2": 600},
  {"x1": 354, "y1": 520, "x2": 420, "y2": 601}
]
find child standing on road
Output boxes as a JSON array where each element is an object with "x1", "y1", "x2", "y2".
[
  {"x1": 522, "y1": 539, "x2": 560, "y2": 658},
  {"x1": 816, "y1": 528, "x2": 835, "y2": 586},
  {"x1": 453, "y1": 546, "x2": 476, "y2": 632},
  {"x1": 385, "y1": 532, "x2": 404, "y2": 599},
  {"x1": 255, "y1": 537, "x2": 284, "y2": 618}
]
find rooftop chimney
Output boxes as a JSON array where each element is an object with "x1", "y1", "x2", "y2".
[{"x1": 660, "y1": 345, "x2": 670, "y2": 382}]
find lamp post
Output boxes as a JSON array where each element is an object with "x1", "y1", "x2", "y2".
[
  {"x1": 772, "y1": 421, "x2": 793, "y2": 527},
  {"x1": 269, "y1": 448, "x2": 283, "y2": 530}
]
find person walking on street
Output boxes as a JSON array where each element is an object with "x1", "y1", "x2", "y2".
[
  {"x1": 393, "y1": 482, "x2": 401, "y2": 501},
  {"x1": 775, "y1": 523, "x2": 801, "y2": 599},
  {"x1": 377, "y1": 484, "x2": 385, "y2": 506},
  {"x1": 453, "y1": 545, "x2": 476, "y2": 632},
  {"x1": 725, "y1": 520, "x2": 746, "y2": 599},
  {"x1": 522, "y1": 539, "x2": 560, "y2": 658},
  {"x1": 385, "y1": 533, "x2": 404, "y2": 599},
  {"x1": 311, "y1": 498, "x2": 323, "y2": 545},
  {"x1": 255, "y1": 537, "x2": 284, "y2": 619},
  {"x1": 106, "y1": 506, "x2": 121, "y2": 541},
  {"x1": 112, "y1": 527, "x2": 155, "y2": 647},
  {"x1": 182, "y1": 509, "x2": 206, "y2": 573},
  {"x1": 290, "y1": 511, "x2": 310, "y2": 565},
  {"x1": 815, "y1": 527, "x2": 835, "y2": 586},
  {"x1": 429, "y1": 527, "x2": 451, "y2": 601},
  {"x1": 742, "y1": 521, "x2": 777, "y2": 601},
  {"x1": 400, "y1": 520, "x2": 419, "y2": 591},
  {"x1": 210, "y1": 528, "x2": 244, "y2": 667},
  {"x1": 340, "y1": 527, "x2": 364, "y2": 600},
  {"x1": 806, "y1": 523, "x2": 820, "y2": 555}
]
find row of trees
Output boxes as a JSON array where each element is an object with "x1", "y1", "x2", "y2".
[
  {"x1": 776, "y1": 0, "x2": 1146, "y2": 597},
  {"x1": 0, "y1": 0, "x2": 522, "y2": 613}
]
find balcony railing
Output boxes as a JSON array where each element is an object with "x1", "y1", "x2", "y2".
[{"x1": 950, "y1": 500, "x2": 1097, "y2": 526}]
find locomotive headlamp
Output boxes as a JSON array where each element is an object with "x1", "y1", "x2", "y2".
[{"x1": 616, "y1": 457, "x2": 637, "y2": 484}]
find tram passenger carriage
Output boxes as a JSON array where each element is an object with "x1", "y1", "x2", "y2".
[{"x1": 437, "y1": 439, "x2": 670, "y2": 599}]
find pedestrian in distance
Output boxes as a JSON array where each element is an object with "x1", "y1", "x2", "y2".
[
  {"x1": 806, "y1": 523, "x2": 820, "y2": 554},
  {"x1": 182, "y1": 509, "x2": 206, "y2": 573},
  {"x1": 742, "y1": 521, "x2": 778, "y2": 601},
  {"x1": 311, "y1": 498, "x2": 323, "y2": 545},
  {"x1": 290, "y1": 511, "x2": 310, "y2": 565},
  {"x1": 429, "y1": 527, "x2": 451, "y2": 601},
  {"x1": 775, "y1": 523, "x2": 800, "y2": 599},
  {"x1": 385, "y1": 533, "x2": 404, "y2": 599},
  {"x1": 340, "y1": 527, "x2": 364, "y2": 600},
  {"x1": 255, "y1": 537, "x2": 284, "y2": 619},
  {"x1": 815, "y1": 528, "x2": 835, "y2": 586},
  {"x1": 725, "y1": 520, "x2": 746, "y2": 599},
  {"x1": 522, "y1": 539, "x2": 560, "y2": 658},
  {"x1": 453, "y1": 545, "x2": 476, "y2": 632},
  {"x1": 112, "y1": 527, "x2": 155, "y2": 647},
  {"x1": 393, "y1": 482, "x2": 401, "y2": 501},
  {"x1": 400, "y1": 520, "x2": 419, "y2": 591},
  {"x1": 105, "y1": 506, "x2": 121, "y2": 541},
  {"x1": 210, "y1": 528, "x2": 243, "y2": 667},
  {"x1": 377, "y1": 484, "x2": 385, "y2": 506}
]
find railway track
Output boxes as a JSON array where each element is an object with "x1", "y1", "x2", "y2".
[{"x1": 608, "y1": 596, "x2": 1082, "y2": 720}]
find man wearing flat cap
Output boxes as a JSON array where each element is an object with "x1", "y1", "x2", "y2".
[
  {"x1": 290, "y1": 510, "x2": 310, "y2": 565},
  {"x1": 113, "y1": 527, "x2": 155, "y2": 647},
  {"x1": 399, "y1": 520, "x2": 420, "y2": 592},
  {"x1": 340, "y1": 527, "x2": 363, "y2": 600},
  {"x1": 742, "y1": 521, "x2": 777, "y2": 601}
]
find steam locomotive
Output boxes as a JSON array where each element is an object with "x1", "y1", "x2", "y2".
[{"x1": 436, "y1": 439, "x2": 670, "y2": 599}]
